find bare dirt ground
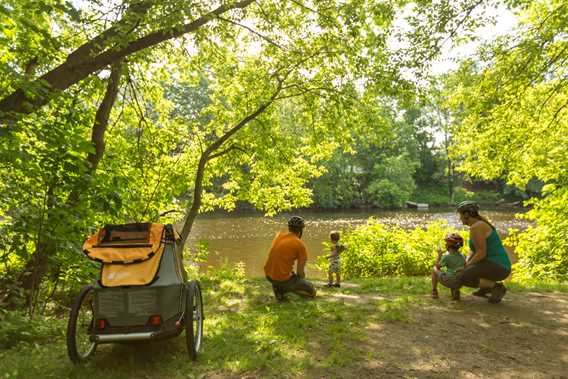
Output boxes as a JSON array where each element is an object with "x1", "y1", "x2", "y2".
[{"x1": 312, "y1": 286, "x2": 568, "y2": 379}]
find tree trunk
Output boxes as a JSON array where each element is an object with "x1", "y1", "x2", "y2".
[
  {"x1": 177, "y1": 155, "x2": 208, "y2": 254},
  {"x1": 176, "y1": 84, "x2": 282, "y2": 254},
  {"x1": 19, "y1": 63, "x2": 123, "y2": 315},
  {"x1": 20, "y1": 185, "x2": 55, "y2": 315}
]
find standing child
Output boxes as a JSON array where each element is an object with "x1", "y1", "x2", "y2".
[
  {"x1": 432, "y1": 233, "x2": 466, "y2": 300},
  {"x1": 326, "y1": 231, "x2": 345, "y2": 288}
]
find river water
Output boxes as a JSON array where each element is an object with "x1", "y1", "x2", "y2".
[{"x1": 185, "y1": 208, "x2": 530, "y2": 278}]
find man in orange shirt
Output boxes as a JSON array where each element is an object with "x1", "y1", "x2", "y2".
[{"x1": 264, "y1": 216, "x2": 316, "y2": 301}]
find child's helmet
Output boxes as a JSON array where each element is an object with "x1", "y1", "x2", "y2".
[{"x1": 444, "y1": 233, "x2": 464, "y2": 248}]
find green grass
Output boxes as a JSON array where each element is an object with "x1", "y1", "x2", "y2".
[
  {"x1": 1, "y1": 274, "x2": 566, "y2": 378},
  {"x1": 506, "y1": 278, "x2": 568, "y2": 293}
]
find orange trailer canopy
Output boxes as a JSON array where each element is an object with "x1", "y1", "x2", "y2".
[{"x1": 83, "y1": 223, "x2": 165, "y2": 264}]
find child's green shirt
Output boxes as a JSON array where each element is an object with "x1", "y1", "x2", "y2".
[{"x1": 440, "y1": 252, "x2": 466, "y2": 280}]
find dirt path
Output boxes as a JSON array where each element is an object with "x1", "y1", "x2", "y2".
[{"x1": 313, "y1": 284, "x2": 568, "y2": 379}]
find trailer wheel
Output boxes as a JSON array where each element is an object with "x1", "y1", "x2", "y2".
[
  {"x1": 185, "y1": 280, "x2": 203, "y2": 360},
  {"x1": 67, "y1": 285, "x2": 97, "y2": 365}
]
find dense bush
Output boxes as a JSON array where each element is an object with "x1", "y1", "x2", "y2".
[
  {"x1": 317, "y1": 220, "x2": 469, "y2": 278},
  {"x1": 311, "y1": 172, "x2": 361, "y2": 209},
  {"x1": 0, "y1": 310, "x2": 65, "y2": 350},
  {"x1": 365, "y1": 179, "x2": 408, "y2": 209},
  {"x1": 411, "y1": 186, "x2": 451, "y2": 206},
  {"x1": 453, "y1": 187, "x2": 501, "y2": 204},
  {"x1": 365, "y1": 154, "x2": 417, "y2": 208},
  {"x1": 506, "y1": 187, "x2": 568, "y2": 281}
]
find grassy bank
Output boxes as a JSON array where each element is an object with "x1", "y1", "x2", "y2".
[{"x1": 1, "y1": 274, "x2": 567, "y2": 379}]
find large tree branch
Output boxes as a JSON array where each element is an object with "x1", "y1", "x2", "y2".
[
  {"x1": 0, "y1": 0, "x2": 255, "y2": 131},
  {"x1": 67, "y1": 61, "x2": 123, "y2": 206},
  {"x1": 87, "y1": 61, "x2": 123, "y2": 170},
  {"x1": 66, "y1": 1, "x2": 154, "y2": 66}
]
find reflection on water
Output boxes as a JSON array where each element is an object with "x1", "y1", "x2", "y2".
[{"x1": 185, "y1": 208, "x2": 530, "y2": 278}]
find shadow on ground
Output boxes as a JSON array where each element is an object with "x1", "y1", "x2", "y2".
[
  {"x1": 1, "y1": 279, "x2": 567, "y2": 379},
  {"x1": 347, "y1": 291, "x2": 568, "y2": 379}
]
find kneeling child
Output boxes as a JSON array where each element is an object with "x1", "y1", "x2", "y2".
[{"x1": 432, "y1": 233, "x2": 466, "y2": 300}]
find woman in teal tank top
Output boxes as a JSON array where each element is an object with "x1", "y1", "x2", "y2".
[{"x1": 454, "y1": 201, "x2": 511, "y2": 303}]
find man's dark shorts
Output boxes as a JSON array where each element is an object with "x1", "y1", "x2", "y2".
[
  {"x1": 266, "y1": 273, "x2": 316, "y2": 298},
  {"x1": 455, "y1": 260, "x2": 511, "y2": 288}
]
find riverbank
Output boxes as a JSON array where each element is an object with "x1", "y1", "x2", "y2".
[
  {"x1": 2, "y1": 272, "x2": 567, "y2": 378},
  {"x1": 188, "y1": 208, "x2": 530, "y2": 278}
]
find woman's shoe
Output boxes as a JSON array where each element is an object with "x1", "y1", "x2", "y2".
[
  {"x1": 488, "y1": 283, "x2": 507, "y2": 303},
  {"x1": 432, "y1": 289, "x2": 439, "y2": 299},
  {"x1": 333, "y1": 283, "x2": 341, "y2": 288}
]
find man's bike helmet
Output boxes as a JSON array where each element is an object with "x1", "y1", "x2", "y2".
[
  {"x1": 444, "y1": 233, "x2": 464, "y2": 248},
  {"x1": 456, "y1": 200, "x2": 480, "y2": 214},
  {"x1": 288, "y1": 216, "x2": 305, "y2": 230}
]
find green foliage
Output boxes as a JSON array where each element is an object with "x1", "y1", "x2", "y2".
[
  {"x1": 412, "y1": 186, "x2": 450, "y2": 206},
  {"x1": 446, "y1": 0, "x2": 568, "y2": 278},
  {"x1": 453, "y1": 187, "x2": 502, "y2": 204},
  {"x1": 311, "y1": 151, "x2": 362, "y2": 209},
  {"x1": 2, "y1": 0, "x2": 418, "y2": 312},
  {"x1": 507, "y1": 186, "x2": 568, "y2": 281},
  {"x1": 311, "y1": 112, "x2": 426, "y2": 210},
  {"x1": 365, "y1": 153, "x2": 418, "y2": 208},
  {"x1": 317, "y1": 219, "x2": 469, "y2": 278},
  {"x1": 206, "y1": 260, "x2": 247, "y2": 283},
  {"x1": 3, "y1": 0, "x2": 562, "y2": 318},
  {"x1": 366, "y1": 179, "x2": 406, "y2": 209},
  {"x1": 0, "y1": 309, "x2": 65, "y2": 350}
]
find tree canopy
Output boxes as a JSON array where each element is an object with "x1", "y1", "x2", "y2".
[
  {"x1": 445, "y1": 0, "x2": 568, "y2": 279},
  {"x1": 1, "y1": 0, "x2": 567, "y2": 314}
]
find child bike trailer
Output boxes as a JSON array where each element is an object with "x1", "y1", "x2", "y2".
[{"x1": 66, "y1": 223, "x2": 203, "y2": 364}]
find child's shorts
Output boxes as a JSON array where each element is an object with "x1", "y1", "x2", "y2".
[
  {"x1": 437, "y1": 271, "x2": 459, "y2": 289},
  {"x1": 328, "y1": 259, "x2": 340, "y2": 274}
]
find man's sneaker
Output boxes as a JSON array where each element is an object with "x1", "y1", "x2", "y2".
[
  {"x1": 472, "y1": 288, "x2": 491, "y2": 298},
  {"x1": 333, "y1": 283, "x2": 341, "y2": 288},
  {"x1": 325, "y1": 282, "x2": 334, "y2": 288},
  {"x1": 488, "y1": 283, "x2": 507, "y2": 304},
  {"x1": 432, "y1": 289, "x2": 439, "y2": 299},
  {"x1": 451, "y1": 289, "x2": 461, "y2": 301},
  {"x1": 274, "y1": 288, "x2": 285, "y2": 302}
]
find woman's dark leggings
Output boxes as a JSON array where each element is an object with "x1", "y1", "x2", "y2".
[{"x1": 455, "y1": 260, "x2": 511, "y2": 288}]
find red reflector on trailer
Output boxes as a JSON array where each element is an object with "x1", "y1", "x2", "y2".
[
  {"x1": 96, "y1": 319, "x2": 106, "y2": 330},
  {"x1": 148, "y1": 315, "x2": 162, "y2": 326}
]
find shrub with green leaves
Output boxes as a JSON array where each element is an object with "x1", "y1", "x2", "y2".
[
  {"x1": 506, "y1": 186, "x2": 568, "y2": 281},
  {"x1": 317, "y1": 219, "x2": 469, "y2": 278},
  {"x1": 0, "y1": 310, "x2": 65, "y2": 350},
  {"x1": 411, "y1": 186, "x2": 451, "y2": 206}
]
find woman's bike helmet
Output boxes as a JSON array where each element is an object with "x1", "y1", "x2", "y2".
[{"x1": 456, "y1": 200, "x2": 480, "y2": 214}]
